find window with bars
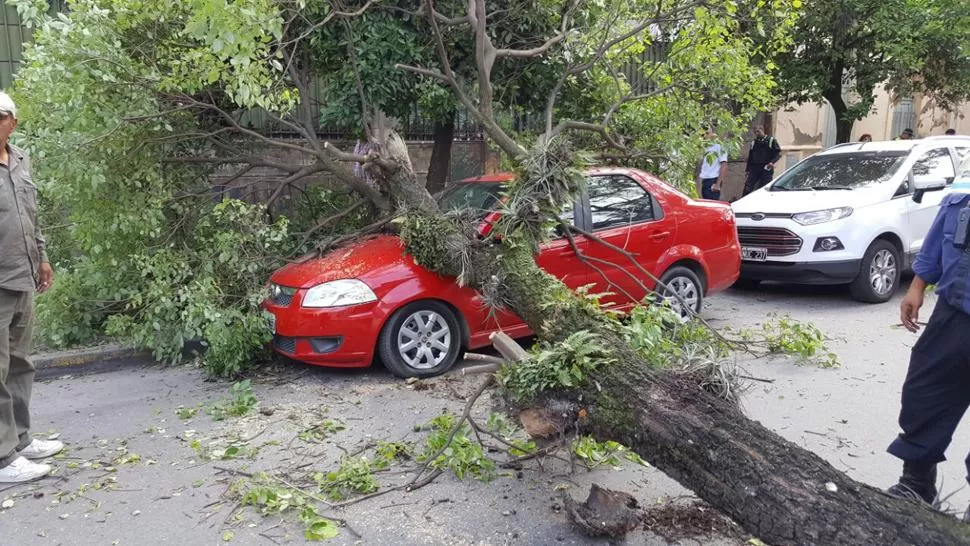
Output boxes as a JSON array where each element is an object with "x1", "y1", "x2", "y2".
[
  {"x1": 1, "y1": 3, "x2": 27, "y2": 89},
  {"x1": 891, "y1": 98, "x2": 917, "y2": 138},
  {"x1": 1, "y1": 1, "x2": 69, "y2": 89}
]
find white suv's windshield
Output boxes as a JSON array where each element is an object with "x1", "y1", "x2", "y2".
[{"x1": 770, "y1": 151, "x2": 909, "y2": 191}]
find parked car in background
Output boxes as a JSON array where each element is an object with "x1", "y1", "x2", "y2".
[
  {"x1": 732, "y1": 136, "x2": 970, "y2": 302},
  {"x1": 264, "y1": 168, "x2": 741, "y2": 378}
]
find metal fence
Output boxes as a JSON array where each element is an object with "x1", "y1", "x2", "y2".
[{"x1": 0, "y1": 1, "x2": 68, "y2": 90}]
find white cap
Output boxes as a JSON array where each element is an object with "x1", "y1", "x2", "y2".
[{"x1": 0, "y1": 92, "x2": 16, "y2": 118}]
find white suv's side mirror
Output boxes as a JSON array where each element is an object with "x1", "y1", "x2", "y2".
[{"x1": 912, "y1": 173, "x2": 948, "y2": 192}]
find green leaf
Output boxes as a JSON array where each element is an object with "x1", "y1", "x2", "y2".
[{"x1": 304, "y1": 519, "x2": 340, "y2": 540}]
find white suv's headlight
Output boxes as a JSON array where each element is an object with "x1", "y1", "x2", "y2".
[
  {"x1": 792, "y1": 207, "x2": 853, "y2": 226},
  {"x1": 302, "y1": 279, "x2": 378, "y2": 308}
]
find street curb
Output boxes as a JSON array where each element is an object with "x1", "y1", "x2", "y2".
[{"x1": 32, "y1": 343, "x2": 151, "y2": 372}]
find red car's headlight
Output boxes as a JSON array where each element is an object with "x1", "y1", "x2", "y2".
[{"x1": 302, "y1": 279, "x2": 377, "y2": 308}]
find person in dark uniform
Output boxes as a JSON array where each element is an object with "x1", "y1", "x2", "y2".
[
  {"x1": 742, "y1": 125, "x2": 782, "y2": 196},
  {"x1": 885, "y1": 168, "x2": 970, "y2": 512}
]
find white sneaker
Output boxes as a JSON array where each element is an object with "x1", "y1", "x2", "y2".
[
  {"x1": 19, "y1": 439, "x2": 64, "y2": 460},
  {"x1": 0, "y1": 456, "x2": 51, "y2": 483}
]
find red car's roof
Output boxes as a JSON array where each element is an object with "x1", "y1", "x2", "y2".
[
  {"x1": 457, "y1": 167, "x2": 647, "y2": 185},
  {"x1": 457, "y1": 173, "x2": 516, "y2": 184}
]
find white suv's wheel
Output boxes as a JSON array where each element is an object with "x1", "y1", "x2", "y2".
[{"x1": 849, "y1": 240, "x2": 900, "y2": 303}]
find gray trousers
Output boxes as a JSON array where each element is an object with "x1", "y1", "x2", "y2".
[{"x1": 0, "y1": 289, "x2": 34, "y2": 468}]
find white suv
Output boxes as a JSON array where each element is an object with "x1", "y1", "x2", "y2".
[{"x1": 732, "y1": 136, "x2": 970, "y2": 302}]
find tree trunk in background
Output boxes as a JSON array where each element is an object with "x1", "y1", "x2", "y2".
[
  {"x1": 836, "y1": 116, "x2": 854, "y2": 144},
  {"x1": 426, "y1": 111, "x2": 456, "y2": 194},
  {"x1": 824, "y1": 63, "x2": 854, "y2": 144}
]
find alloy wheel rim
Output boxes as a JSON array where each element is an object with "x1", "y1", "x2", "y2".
[
  {"x1": 663, "y1": 276, "x2": 700, "y2": 321},
  {"x1": 397, "y1": 311, "x2": 452, "y2": 370},
  {"x1": 869, "y1": 249, "x2": 897, "y2": 296}
]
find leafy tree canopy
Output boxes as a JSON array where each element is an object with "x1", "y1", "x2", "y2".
[
  {"x1": 771, "y1": 0, "x2": 970, "y2": 141},
  {"x1": 8, "y1": 0, "x2": 790, "y2": 376}
]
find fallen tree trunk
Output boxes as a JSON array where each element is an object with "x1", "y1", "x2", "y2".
[
  {"x1": 413, "y1": 219, "x2": 970, "y2": 544},
  {"x1": 376, "y1": 128, "x2": 970, "y2": 545},
  {"x1": 578, "y1": 364, "x2": 970, "y2": 546}
]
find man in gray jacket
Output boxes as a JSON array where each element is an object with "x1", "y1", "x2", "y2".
[{"x1": 0, "y1": 91, "x2": 63, "y2": 483}]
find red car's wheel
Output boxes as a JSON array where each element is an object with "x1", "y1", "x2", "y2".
[
  {"x1": 658, "y1": 266, "x2": 704, "y2": 321},
  {"x1": 378, "y1": 300, "x2": 464, "y2": 378}
]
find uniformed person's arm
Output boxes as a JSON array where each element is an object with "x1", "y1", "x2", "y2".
[
  {"x1": 912, "y1": 206, "x2": 947, "y2": 285},
  {"x1": 769, "y1": 137, "x2": 782, "y2": 166},
  {"x1": 901, "y1": 206, "x2": 948, "y2": 332}
]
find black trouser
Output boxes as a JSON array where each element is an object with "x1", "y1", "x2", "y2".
[
  {"x1": 700, "y1": 177, "x2": 721, "y2": 200},
  {"x1": 888, "y1": 300, "x2": 970, "y2": 482},
  {"x1": 743, "y1": 167, "x2": 773, "y2": 195}
]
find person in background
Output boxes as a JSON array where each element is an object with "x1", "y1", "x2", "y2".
[
  {"x1": 885, "y1": 157, "x2": 970, "y2": 513},
  {"x1": 945, "y1": 128, "x2": 956, "y2": 136},
  {"x1": 742, "y1": 125, "x2": 782, "y2": 196},
  {"x1": 0, "y1": 92, "x2": 63, "y2": 483},
  {"x1": 895, "y1": 128, "x2": 915, "y2": 140},
  {"x1": 695, "y1": 130, "x2": 728, "y2": 201},
  {"x1": 859, "y1": 134, "x2": 873, "y2": 142}
]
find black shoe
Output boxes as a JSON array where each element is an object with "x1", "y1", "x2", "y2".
[{"x1": 887, "y1": 462, "x2": 938, "y2": 505}]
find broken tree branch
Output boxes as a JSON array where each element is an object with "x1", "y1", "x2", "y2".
[{"x1": 407, "y1": 374, "x2": 495, "y2": 487}]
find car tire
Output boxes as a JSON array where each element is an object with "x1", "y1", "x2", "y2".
[
  {"x1": 658, "y1": 266, "x2": 704, "y2": 320},
  {"x1": 378, "y1": 300, "x2": 464, "y2": 378},
  {"x1": 849, "y1": 239, "x2": 900, "y2": 303}
]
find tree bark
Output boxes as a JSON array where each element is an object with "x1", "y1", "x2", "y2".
[
  {"x1": 824, "y1": 62, "x2": 854, "y2": 144},
  {"x1": 578, "y1": 363, "x2": 970, "y2": 546},
  {"x1": 824, "y1": 90, "x2": 854, "y2": 144},
  {"x1": 426, "y1": 112, "x2": 456, "y2": 194}
]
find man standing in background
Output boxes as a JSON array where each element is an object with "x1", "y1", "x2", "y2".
[
  {"x1": 742, "y1": 125, "x2": 782, "y2": 196},
  {"x1": 0, "y1": 91, "x2": 63, "y2": 483},
  {"x1": 695, "y1": 130, "x2": 728, "y2": 201},
  {"x1": 895, "y1": 128, "x2": 915, "y2": 140}
]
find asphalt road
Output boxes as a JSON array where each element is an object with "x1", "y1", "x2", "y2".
[{"x1": 1, "y1": 280, "x2": 964, "y2": 546}]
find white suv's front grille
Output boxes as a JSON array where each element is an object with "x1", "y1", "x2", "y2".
[{"x1": 737, "y1": 227, "x2": 803, "y2": 257}]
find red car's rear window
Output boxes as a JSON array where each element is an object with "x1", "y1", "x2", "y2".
[{"x1": 437, "y1": 183, "x2": 506, "y2": 217}]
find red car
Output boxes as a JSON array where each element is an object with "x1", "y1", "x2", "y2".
[{"x1": 264, "y1": 168, "x2": 740, "y2": 377}]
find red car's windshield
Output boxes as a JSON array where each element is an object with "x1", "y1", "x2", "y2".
[{"x1": 436, "y1": 183, "x2": 505, "y2": 218}]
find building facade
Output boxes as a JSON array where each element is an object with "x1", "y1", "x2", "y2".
[{"x1": 771, "y1": 91, "x2": 970, "y2": 172}]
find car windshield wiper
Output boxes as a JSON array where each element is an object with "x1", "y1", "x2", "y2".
[{"x1": 808, "y1": 185, "x2": 853, "y2": 191}]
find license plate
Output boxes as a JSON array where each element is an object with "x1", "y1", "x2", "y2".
[
  {"x1": 267, "y1": 313, "x2": 277, "y2": 334},
  {"x1": 741, "y1": 246, "x2": 768, "y2": 262}
]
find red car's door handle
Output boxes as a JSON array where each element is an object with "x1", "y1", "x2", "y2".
[{"x1": 649, "y1": 231, "x2": 672, "y2": 241}]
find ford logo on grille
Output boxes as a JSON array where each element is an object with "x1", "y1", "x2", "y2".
[{"x1": 751, "y1": 213, "x2": 766, "y2": 221}]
